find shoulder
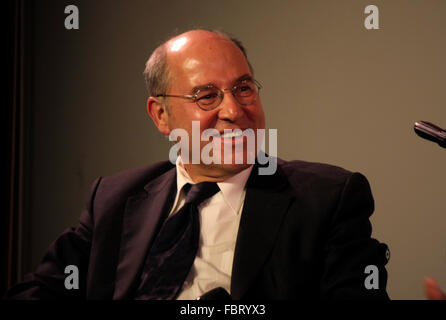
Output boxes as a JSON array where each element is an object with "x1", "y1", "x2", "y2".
[
  {"x1": 277, "y1": 158, "x2": 354, "y2": 186},
  {"x1": 275, "y1": 158, "x2": 372, "y2": 197},
  {"x1": 101, "y1": 160, "x2": 174, "y2": 187},
  {"x1": 92, "y1": 160, "x2": 175, "y2": 204},
  {"x1": 274, "y1": 158, "x2": 375, "y2": 225}
]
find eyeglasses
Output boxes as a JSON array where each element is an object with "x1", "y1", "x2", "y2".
[{"x1": 156, "y1": 79, "x2": 262, "y2": 111}]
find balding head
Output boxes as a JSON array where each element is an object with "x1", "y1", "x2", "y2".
[{"x1": 143, "y1": 29, "x2": 253, "y2": 99}]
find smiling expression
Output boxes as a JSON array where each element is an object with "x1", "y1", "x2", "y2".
[{"x1": 148, "y1": 30, "x2": 265, "y2": 182}]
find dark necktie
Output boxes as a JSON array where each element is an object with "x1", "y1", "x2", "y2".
[{"x1": 135, "y1": 182, "x2": 220, "y2": 300}]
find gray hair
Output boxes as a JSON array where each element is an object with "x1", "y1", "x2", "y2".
[
  {"x1": 143, "y1": 43, "x2": 170, "y2": 98},
  {"x1": 143, "y1": 29, "x2": 254, "y2": 110}
]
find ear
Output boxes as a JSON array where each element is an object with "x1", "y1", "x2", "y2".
[{"x1": 147, "y1": 97, "x2": 170, "y2": 135}]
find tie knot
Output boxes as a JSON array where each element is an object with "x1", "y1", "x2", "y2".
[{"x1": 184, "y1": 182, "x2": 219, "y2": 205}]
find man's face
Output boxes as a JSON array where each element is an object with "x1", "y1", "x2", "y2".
[{"x1": 157, "y1": 32, "x2": 265, "y2": 179}]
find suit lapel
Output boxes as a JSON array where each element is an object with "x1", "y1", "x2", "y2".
[
  {"x1": 113, "y1": 167, "x2": 176, "y2": 299},
  {"x1": 230, "y1": 162, "x2": 293, "y2": 299}
]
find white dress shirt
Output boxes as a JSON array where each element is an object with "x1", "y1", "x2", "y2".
[{"x1": 170, "y1": 157, "x2": 253, "y2": 300}]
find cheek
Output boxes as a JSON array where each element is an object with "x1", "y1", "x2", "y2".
[
  {"x1": 167, "y1": 104, "x2": 193, "y2": 128},
  {"x1": 168, "y1": 104, "x2": 218, "y2": 132},
  {"x1": 190, "y1": 108, "x2": 219, "y2": 131},
  {"x1": 198, "y1": 114, "x2": 218, "y2": 130},
  {"x1": 249, "y1": 103, "x2": 266, "y2": 128}
]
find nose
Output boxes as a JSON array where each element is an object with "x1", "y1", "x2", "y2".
[{"x1": 217, "y1": 89, "x2": 244, "y2": 122}]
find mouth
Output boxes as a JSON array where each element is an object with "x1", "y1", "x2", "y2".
[
  {"x1": 212, "y1": 128, "x2": 247, "y2": 139},
  {"x1": 219, "y1": 131, "x2": 244, "y2": 139}
]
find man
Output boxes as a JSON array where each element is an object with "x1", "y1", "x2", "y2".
[{"x1": 6, "y1": 29, "x2": 389, "y2": 299}]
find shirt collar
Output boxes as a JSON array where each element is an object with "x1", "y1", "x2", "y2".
[{"x1": 174, "y1": 157, "x2": 253, "y2": 215}]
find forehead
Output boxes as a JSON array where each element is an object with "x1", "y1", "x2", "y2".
[{"x1": 166, "y1": 34, "x2": 251, "y2": 89}]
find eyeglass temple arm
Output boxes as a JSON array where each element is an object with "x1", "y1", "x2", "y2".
[{"x1": 156, "y1": 94, "x2": 196, "y2": 99}]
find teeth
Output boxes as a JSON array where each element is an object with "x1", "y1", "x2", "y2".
[{"x1": 221, "y1": 131, "x2": 243, "y2": 138}]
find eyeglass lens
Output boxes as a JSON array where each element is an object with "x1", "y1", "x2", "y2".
[{"x1": 196, "y1": 80, "x2": 259, "y2": 110}]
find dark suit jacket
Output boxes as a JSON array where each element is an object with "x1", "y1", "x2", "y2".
[{"x1": 6, "y1": 158, "x2": 389, "y2": 299}]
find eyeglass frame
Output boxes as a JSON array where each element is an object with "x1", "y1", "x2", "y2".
[{"x1": 155, "y1": 78, "x2": 263, "y2": 111}]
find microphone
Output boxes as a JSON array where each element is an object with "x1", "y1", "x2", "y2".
[
  {"x1": 414, "y1": 121, "x2": 446, "y2": 149},
  {"x1": 196, "y1": 287, "x2": 232, "y2": 300}
]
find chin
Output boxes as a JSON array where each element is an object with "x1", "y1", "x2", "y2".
[{"x1": 215, "y1": 162, "x2": 252, "y2": 174}]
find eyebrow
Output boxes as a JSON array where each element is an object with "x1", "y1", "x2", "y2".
[{"x1": 190, "y1": 74, "x2": 253, "y2": 94}]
